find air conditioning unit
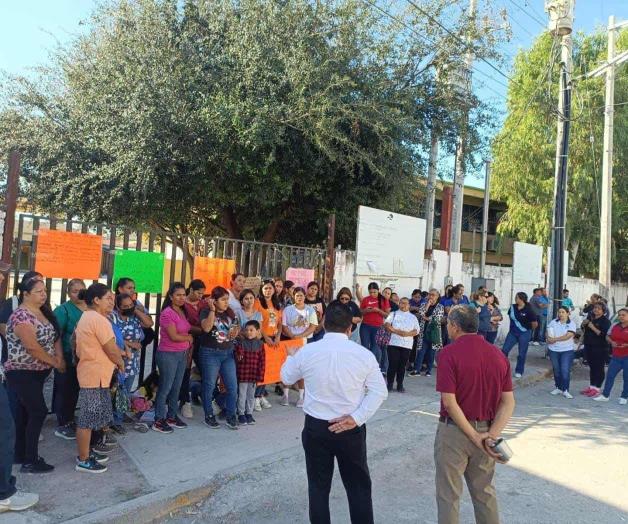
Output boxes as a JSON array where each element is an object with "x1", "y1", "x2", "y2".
[{"x1": 487, "y1": 238, "x2": 499, "y2": 252}]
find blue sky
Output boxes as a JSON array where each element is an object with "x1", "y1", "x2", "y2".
[{"x1": 0, "y1": 0, "x2": 625, "y2": 188}]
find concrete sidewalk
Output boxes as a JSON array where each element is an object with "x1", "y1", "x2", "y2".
[{"x1": 6, "y1": 345, "x2": 553, "y2": 523}]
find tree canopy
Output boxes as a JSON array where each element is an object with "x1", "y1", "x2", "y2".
[
  {"x1": 1, "y1": 0, "x2": 499, "y2": 247},
  {"x1": 491, "y1": 30, "x2": 628, "y2": 280}
]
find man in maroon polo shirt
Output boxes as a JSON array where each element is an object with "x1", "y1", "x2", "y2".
[{"x1": 435, "y1": 305, "x2": 515, "y2": 524}]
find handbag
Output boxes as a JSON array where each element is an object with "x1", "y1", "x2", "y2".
[{"x1": 375, "y1": 312, "x2": 396, "y2": 347}]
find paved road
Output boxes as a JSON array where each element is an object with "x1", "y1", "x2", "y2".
[{"x1": 163, "y1": 365, "x2": 628, "y2": 524}]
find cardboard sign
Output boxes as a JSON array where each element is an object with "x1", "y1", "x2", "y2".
[
  {"x1": 285, "y1": 267, "x2": 315, "y2": 289},
  {"x1": 259, "y1": 338, "x2": 306, "y2": 385},
  {"x1": 243, "y1": 276, "x2": 262, "y2": 295},
  {"x1": 112, "y1": 250, "x2": 165, "y2": 293},
  {"x1": 34, "y1": 229, "x2": 102, "y2": 280},
  {"x1": 193, "y1": 257, "x2": 235, "y2": 292}
]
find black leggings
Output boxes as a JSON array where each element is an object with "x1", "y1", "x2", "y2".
[
  {"x1": 387, "y1": 345, "x2": 411, "y2": 389},
  {"x1": 586, "y1": 345, "x2": 608, "y2": 388},
  {"x1": 6, "y1": 369, "x2": 50, "y2": 464},
  {"x1": 53, "y1": 365, "x2": 79, "y2": 426}
]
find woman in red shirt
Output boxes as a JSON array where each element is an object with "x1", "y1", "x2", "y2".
[
  {"x1": 359, "y1": 282, "x2": 390, "y2": 372},
  {"x1": 595, "y1": 308, "x2": 628, "y2": 404}
]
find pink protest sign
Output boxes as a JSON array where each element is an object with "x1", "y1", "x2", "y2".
[{"x1": 285, "y1": 267, "x2": 315, "y2": 289}]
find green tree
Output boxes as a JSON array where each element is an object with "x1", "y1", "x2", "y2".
[
  {"x1": 1, "y1": 0, "x2": 498, "y2": 248},
  {"x1": 492, "y1": 30, "x2": 628, "y2": 280}
]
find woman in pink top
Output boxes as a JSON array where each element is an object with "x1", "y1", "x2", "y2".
[{"x1": 153, "y1": 282, "x2": 192, "y2": 434}]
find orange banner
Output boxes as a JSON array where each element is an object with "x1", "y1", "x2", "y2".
[
  {"x1": 35, "y1": 229, "x2": 102, "y2": 280},
  {"x1": 193, "y1": 257, "x2": 235, "y2": 292},
  {"x1": 259, "y1": 338, "x2": 306, "y2": 385}
]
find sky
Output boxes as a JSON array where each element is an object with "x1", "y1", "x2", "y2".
[{"x1": 0, "y1": 0, "x2": 625, "y2": 188}]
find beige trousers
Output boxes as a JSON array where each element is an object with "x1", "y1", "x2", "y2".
[{"x1": 434, "y1": 421, "x2": 500, "y2": 524}]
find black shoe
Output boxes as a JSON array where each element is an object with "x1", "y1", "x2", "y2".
[
  {"x1": 204, "y1": 415, "x2": 220, "y2": 429},
  {"x1": 90, "y1": 451, "x2": 109, "y2": 464},
  {"x1": 425, "y1": 372, "x2": 432, "y2": 377},
  {"x1": 245, "y1": 414, "x2": 256, "y2": 425},
  {"x1": 111, "y1": 424, "x2": 127, "y2": 435},
  {"x1": 152, "y1": 419, "x2": 174, "y2": 434},
  {"x1": 275, "y1": 385, "x2": 284, "y2": 396},
  {"x1": 238, "y1": 415, "x2": 248, "y2": 425},
  {"x1": 166, "y1": 416, "x2": 188, "y2": 429},
  {"x1": 21, "y1": 457, "x2": 54, "y2": 474},
  {"x1": 91, "y1": 442, "x2": 112, "y2": 455},
  {"x1": 387, "y1": 385, "x2": 393, "y2": 392},
  {"x1": 76, "y1": 456, "x2": 107, "y2": 474},
  {"x1": 225, "y1": 416, "x2": 239, "y2": 430},
  {"x1": 397, "y1": 386, "x2": 406, "y2": 393},
  {"x1": 408, "y1": 370, "x2": 420, "y2": 377}
]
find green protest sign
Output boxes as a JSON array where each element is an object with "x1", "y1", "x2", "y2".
[{"x1": 112, "y1": 250, "x2": 165, "y2": 293}]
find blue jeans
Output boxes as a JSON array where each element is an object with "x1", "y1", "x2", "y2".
[
  {"x1": 502, "y1": 329, "x2": 532, "y2": 375},
  {"x1": 535, "y1": 316, "x2": 548, "y2": 343},
  {"x1": 360, "y1": 324, "x2": 381, "y2": 367},
  {"x1": 155, "y1": 351, "x2": 187, "y2": 420},
  {"x1": 415, "y1": 338, "x2": 435, "y2": 374},
  {"x1": 602, "y1": 356, "x2": 628, "y2": 399},
  {"x1": 199, "y1": 347, "x2": 238, "y2": 418},
  {"x1": 0, "y1": 380, "x2": 16, "y2": 500},
  {"x1": 548, "y1": 350, "x2": 575, "y2": 392},
  {"x1": 485, "y1": 331, "x2": 498, "y2": 344}
]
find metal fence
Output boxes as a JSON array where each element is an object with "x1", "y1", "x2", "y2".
[{"x1": 8, "y1": 213, "x2": 326, "y2": 377}]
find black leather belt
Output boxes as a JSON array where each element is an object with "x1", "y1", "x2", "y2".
[{"x1": 439, "y1": 416, "x2": 492, "y2": 428}]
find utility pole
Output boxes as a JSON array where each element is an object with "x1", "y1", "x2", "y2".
[
  {"x1": 449, "y1": 0, "x2": 476, "y2": 254},
  {"x1": 424, "y1": 130, "x2": 439, "y2": 250},
  {"x1": 480, "y1": 159, "x2": 491, "y2": 278},
  {"x1": 546, "y1": 0, "x2": 574, "y2": 316}
]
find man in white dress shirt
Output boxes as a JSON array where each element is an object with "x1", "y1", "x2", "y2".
[{"x1": 281, "y1": 301, "x2": 388, "y2": 524}]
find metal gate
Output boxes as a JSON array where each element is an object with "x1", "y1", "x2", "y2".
[{"x1": 8, "y1": 213, "x2": 326, "y2": 377}]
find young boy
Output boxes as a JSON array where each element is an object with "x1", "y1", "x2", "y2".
[{"x1": 235, "y1": 321, "x2": 266, "y2": 425}]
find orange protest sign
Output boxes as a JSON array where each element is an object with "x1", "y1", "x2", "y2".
[
  {"x1": 34, "y1": 229, "x2": 102, "y2": 280},
  {"x1": 192, "y1": 257, "x2": 236, "y2": 291},
  {"x1": 259, "y1": 338, "x2": 306, "y2": 385}
]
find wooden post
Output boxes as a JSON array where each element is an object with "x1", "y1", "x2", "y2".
[
  {"x1": 1, "y1": 151, "x2": 20, "y2": 299},
  {"x1": 323, "y1": 214, "x2": 336, "y2": 304}
]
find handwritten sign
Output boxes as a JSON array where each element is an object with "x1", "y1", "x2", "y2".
[
  {"x1": 243, "y1": 276, "x2": 262, "y2": 295},
  {"x1": 112, "y1": 250, "x2": 165, "y2": 293},
  {"x1": 35, "y1": 229, "x2": 102, "y2": 280},
  {"x1": 193, "y1": 257, "x2": 235, "y2": 292},
  {"x1": 259, "y1": 338, "x2": 306, "y2": 385},
  {"x1": 285, "y1": 267, "x2": 315, "y2": 289}
]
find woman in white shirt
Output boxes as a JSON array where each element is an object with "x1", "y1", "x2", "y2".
[
  {"x1": 547, "y1": 306, "x2": 577, "y2": 399},
  {"x1": 384, "y1": 298, "x2": 419, "y2": 393}
]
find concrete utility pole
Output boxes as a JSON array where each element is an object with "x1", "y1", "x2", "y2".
[
  {"x1": 546, "y1": 0, "x2": 574, "y2": 316},
  {"x1": 424, "y1": 130, "x2": 439, "y2": 250},
  {"x1": 480, "y1": 159, "x2": 491, "y2": 278},
  {"x1": 449, "y1": 0, "x2": 476, "y2": 254}
]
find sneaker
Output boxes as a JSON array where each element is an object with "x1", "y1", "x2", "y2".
[
  {"x1": 152, "y1": 419, "x2": 174, "y2": 434},
  {"x1": 245, "y1": 414, "x2": 256, "y2": 425},
  {"x1": 204, "y1": 415, "x2": 220, "y2": 429},
  {"x1": 225, "y1": 416, "x2": 239, "y2": 430},
  {"x1": 260, "y1": 397, "x2": 272, "y2": 409},
  {"x1": 586, "y1": 388, "x2": 601, "y2": 397},
  {"x1": 514, "y1": 373, "x2": 522, "y2": 378},
  {"x1": 254, "y1": 398, "x2": 262, "y2": 412},
  {"x1": 133, "y1": 422, "x2": 149, "y2": 433},
  {"x1": 54, "y1": 424, "x2": 76, "y2": 440},
  {"x1": 20, "y1": 457, "x2": 54, "y2": 474},
  {"x1": 580, "y1": 386, "x2": 593, "y2": 395},
  {"x1": 91, "y1": 442, "x2": 112, "y2": 455},
  {"x1": 0, "y1": 491, "x2": 39, "y2": 512},
  {"x1": 532, "y1": 341, "x2": 540, "y2": 346},
  {"x1": 619, "y1": 398, "x2": 627, "y2": 405},
  {"x1": 550, "y1": 388, "x2": 563, "y2": 396},
  {"x1": 166, "y1": 416, "x2": 188, "y2": 429},
  {"x1": 563, "y1": 391, "x2": 574, "y2": 399},
  {"x1": 76, "y1": 456, "x2": 107, "y2": 474},
  {"x1": 593, "y1": 395, "x2": 609, "y2": 402},
  {"x1": 408, "y1": 370, "x2": 420, "y2": 377},
  {"x1": 90, "y1": 451, "x2": 109, "y2": 464},
  {"x1": 103, "y1": 433, "x2": 118, "y2": 446},
  {"x1": 279, "y1": 396, "x2": 289, "y2": 406},
  {"x1": 181, "y1": 402, "x2": 194, "y2": 419},
  {"x1": 111, "y1": 424, "x2": 127, "y2": 435},
  {"x1": 238, "y1": 415, "x2": 248, "y2": 425},
  {"x1": 296, "y1": 398, "x2": 304, "y2": 408},
  {"x1": 425, "y1": 372, "x2": 432, "y2": 377}
]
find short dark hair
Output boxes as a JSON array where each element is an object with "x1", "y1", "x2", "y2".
[
  {"x1": 323, "y1": 300, "x2": 353, "y2": 333},
  {"x1": 245, "y1": 320, "x2": 261, "y2": 330},
  {"x1": 231, "y1": 272, "x2": 244, "y2": 282},
  {"x1": 448, "y1": 305, "x2": 479, "y2": 334}
]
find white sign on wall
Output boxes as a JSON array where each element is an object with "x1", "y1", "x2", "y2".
[
  {"x1": 355, "y1": 206, "x2": 426, "y2": 278},
  {"x1": 512, "y1": 241, "x2": 543, "y2": 285}
]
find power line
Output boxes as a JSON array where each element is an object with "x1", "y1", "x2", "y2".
[
  {"x1": 506, "y1": 0, "x2": 547, "y2": 28},
  {"x1": 504, "y1": 9, "x2": 536, "y2": 38}
]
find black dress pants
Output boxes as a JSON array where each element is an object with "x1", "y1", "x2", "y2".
[
  {"x1": 387, "y1": 345, "x2": 410, "y2": 389},
  {"x1": 6, "y1": 369, "x2": 50, "y2": 464},
  {"x1": 302, "y1": 414, "x2": 373, "y2": 524},
  {"x1": 53, "y1": 365, "x2": 79, "y2": 426},
  {"x1": 586, "y1": 345, "x2": 608, "y2": 388}
]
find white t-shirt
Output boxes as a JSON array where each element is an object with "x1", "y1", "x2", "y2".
[
  {"x1": 547, "y1": 318, "x2": 576, "y2": 352},
  {"x1": 283, "y1": 305, "x2": 318, "y2": 339},
  {"x1": 385, "y1": 311, "x2": 420, "y2": 349}
]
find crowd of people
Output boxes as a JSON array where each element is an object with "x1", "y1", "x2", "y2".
[{"x1": 0, "y1": 260, "x2": 625, "y2": 513}]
